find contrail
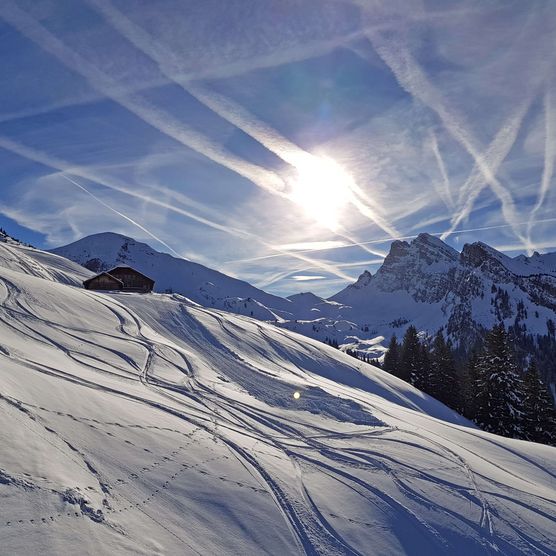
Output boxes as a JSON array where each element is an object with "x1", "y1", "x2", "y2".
[
  {"x1": 429, "y1": 130, "x2": 454, "y2": 209},
  {"x1": 0, "y1": 136, "x2": 247, "y2": 238},
  {"x1": 443, "y1": 95, "x2": 535, "y2": 246},
  {"x1": 527, "y1": 86, "x2": 556, "y2": 247},
  {"x1": 364, "y1": 18, "x2": 549, "y2": 246},
  {"x1": 85, "y1": 0, "x2": 399, "y2": 239},
  {"x1": 4, "y1": 0, "x2": 398, "y2": 254},
  {"x1": 0, "y1": 137, "x2": 353, "y2": 282},
  {"x1": 0, "y1": 1, "x2": 286, "y2": 196},
  {"x1": 61, "y1": 175, "x2": 184, "y2": 259},
  {"x1": 226, "y1": 216, "x2": 556, "y2": 264}
]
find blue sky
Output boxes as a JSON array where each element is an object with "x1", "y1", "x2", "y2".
[{"x1": 1, "y1": 0, "x2": 556, "y2": 297}]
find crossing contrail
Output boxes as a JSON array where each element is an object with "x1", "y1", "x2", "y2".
[
  {"x1": 85, "y1": 0, "x2": 400, "y2": 239},
  {"x1": 0, "y1": 136, "x2": 354, "y2": 282},
  {"x1": 0, "y1": 0, "x2": 286, "y2": 197}
]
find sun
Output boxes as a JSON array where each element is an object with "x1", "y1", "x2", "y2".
[{"x1": 289, "y1": 155, "x2": 353, "y2": 230}]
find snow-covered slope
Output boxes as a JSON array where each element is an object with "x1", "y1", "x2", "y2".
[
  {"x1": 0, "y1": 240, "x2": 92, "y2": 286},
  {"x1": 2, "y1": 242, "x2": 555, "y2": 554}
]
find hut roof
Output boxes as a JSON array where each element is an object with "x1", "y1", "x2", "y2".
[
  {"x1": 83, "y1": 272, "x2": 124, "y2": 288},
  {"x1": 106, "y1": 266, "x2": 155, "y2": 284}
]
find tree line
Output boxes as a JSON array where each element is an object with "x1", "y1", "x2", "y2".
[{"x1": 341, "y1": 325, "x2": 556, "y2": 446}]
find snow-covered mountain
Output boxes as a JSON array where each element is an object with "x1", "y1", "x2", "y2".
[
  {"x1": 0, "y1": 228, "x2": 33, "y2": 248},
  {"x1": 53, "y1": 232, "x2": 556, "y2": 357},
  {"x1": 329, "y1": 233, "x2": 556, "y2": 344},
  {"x1": 51, "y1": 232, "x2": 312, "y2": 321},
  {"x1": 276, "y1": 234, "x2": 556, "y2": 364},
  {"x1": 2, "y1": 237, "x2": 556, "y2": 554}
]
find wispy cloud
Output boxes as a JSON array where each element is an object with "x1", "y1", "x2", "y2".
[
  {"x1": 61, "y1": 174, "x2": 184, "y2": 259},
  {"x1": 85, "y1": 0, "x2": 399, "y2": 241},
  {"x1": 527, "y1": 84, "x2": 556, "y2": 246},
  {"x1": 443, "y1": 96, "x2": 535, "y2": 246},
  {"x1": 277, "y1": 240, "x2": 348, "y2": 251},
  {"x1": 291, "y1": 275, "x2": 326, "y2": 281},
  {"x1": 362, "y1": 4, "x2": 553, "y2": 249},
  {"x1": 0, "y1": 1, "x2": 286, "y2": 196},
  {"x1": 0, "y1": 135, "x2": 354, "y2": 281},
  {"x1": 429, "y1": 130, "x2": 454, "y2": 210}
]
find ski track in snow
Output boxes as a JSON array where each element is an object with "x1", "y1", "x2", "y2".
[{"x1": 0, "y1": 242, "x2": 555, "y2": 555}]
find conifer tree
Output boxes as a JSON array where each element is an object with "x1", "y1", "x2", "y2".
[
  {"x1": 474, "y1": 324, "x2": 523, "y2": 438},
  {"x1": 412, "y1": 342, "x2": 431, "y2": 392},
  {"x1": 400, "y1": 326, "x2": 420, "y2": 384},
  {"x1": 522, "y1": 361, "x2": 556, "y2": 445},
  {"x1": 462, "y1": 350, "x2": 480, "y2": 419},
  {"x1": 430, "y1": 331, "x2": 460, "y2": 410},
  {"x1": 383, "y1": 335, "x2": 401, "y2": 377}
]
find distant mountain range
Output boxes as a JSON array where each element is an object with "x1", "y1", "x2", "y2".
[
  {"x1": 51, "y1": 232, "x2": 556, "y2": 354},
  {"x1": 50, "y1": 232, "x2": 345, "y2": 322}
]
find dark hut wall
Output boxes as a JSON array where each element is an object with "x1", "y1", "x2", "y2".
[
  {"x1": 109, "y1": 268, "x2": 153, "y2": 292},
  {"x1": 86, "y1": 274, "x2": 122, "y2": 291}
]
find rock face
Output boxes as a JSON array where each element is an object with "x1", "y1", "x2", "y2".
[{"x1": 330, "y1": 233, "x2": 556, "y2": 349}]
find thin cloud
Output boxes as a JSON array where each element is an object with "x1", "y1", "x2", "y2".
[
  {"x1": 364, "y1": 16, "x2": 550, "y2": 248},
  {"x1": 277, "y1": 240, "x2": 348, "y2": 251},
  {"x1": 429, "y1": 130, "x2": 454, "y2": 209},
  {"x1": 527, "y1": 86, "x2": 556, "y2": 245},
  {"x1": 0, "y1": 135, "x2": 353, "y2": 281},
  {"x1": 291, "y1": 275, "x2": 326, "y2": 281},
  {"x1": 86, "y1": 0, "x2": 399, "y2": 239},
  {"x1": 0, "y1": 1, "x2": 286, "y2": 196},
  {"x1": 61, "y1": 175, "x2": 184, "y2": 259},
  {"x1": 444, "y1": 96, "x2": 535, "y2": 247}
]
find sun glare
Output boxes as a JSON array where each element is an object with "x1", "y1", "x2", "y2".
[{"x1": 289, "y1": 155, "x2": 353, "y2": 230}]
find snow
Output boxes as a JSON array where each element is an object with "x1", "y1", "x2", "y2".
[{"x1": 1, "y1": 242, "x2": 555, "y2": 555}]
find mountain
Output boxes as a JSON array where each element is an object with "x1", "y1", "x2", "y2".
[
  {"x1": 51, "y1": 232, "x2": 294, "y2": 320},
  {"x1": 2, "y1": 237, "x2": 556, "y2": 554},
  {"x1": 50, "y1": 232, "x2": 346, "y2": 322},
  {"x1": 51, "y1": 232, "x2": 556, "y2": 371},
  {"x1": 328, "y1": 233, "x2": 556, "y2": 345},
  {"x1": 270, "y1": 234, "x2": 556, "y2": 384}
]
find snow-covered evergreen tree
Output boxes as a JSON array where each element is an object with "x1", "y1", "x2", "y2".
[
  {"x1": 474, "y1": 324, "x2": 523, "y2": 438},
  {"x1": 429, "y1": 331, "x2": 460, "y2": 410},
  {"x1": 383, "y1": 335, "x2": 401, "y2": 377},
  {"x1": 522, "y1": 361, "x2": 556, "y2": 445},
  {"x1": 400, "y1": 326, "x2": 420, "y2": 384}
]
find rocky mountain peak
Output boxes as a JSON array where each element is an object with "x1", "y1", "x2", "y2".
[
  {"x1": 459, "y1": 242, "x2": 511, "y2": 278},
  {"x1": 350, "y1": 270, "x2": 373, "y2": 290},
  {"x1": 380, "y1": 233, "x2": 458, "y2": 274},
  {"x1": 410, "y1": 233, "x2": 459, "y2": 263}
]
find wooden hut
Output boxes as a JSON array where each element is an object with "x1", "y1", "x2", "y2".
[{"x1": 83, "y1": 266, "x2": 155, "y2": 293}]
